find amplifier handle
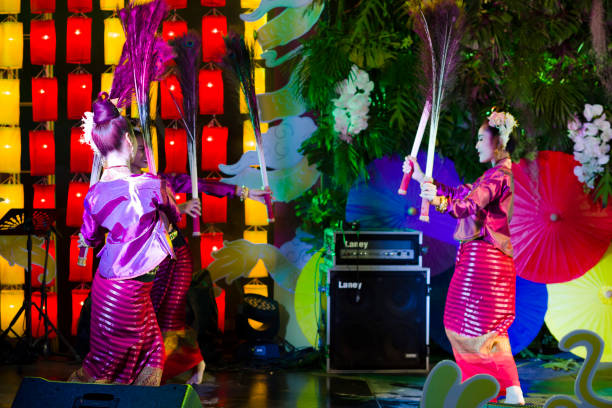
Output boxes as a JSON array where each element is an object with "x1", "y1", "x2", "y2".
[{"x1": 73, "y1": 393, "x2": 120, "y2": 408}]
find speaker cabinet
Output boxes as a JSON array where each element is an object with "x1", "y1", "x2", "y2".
[
  {"x1": 327, "y1": 267, "x2": 430, "y2": 373},
  {"x1": 11, "y1": 377, "x2": 202, "y2": 408}
]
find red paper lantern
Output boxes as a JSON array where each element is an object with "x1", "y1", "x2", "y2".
[
  {"x1": 215, "y1": 285, "x2": 225, "y2": 332},
  {"x1": 30, "y1": 20, "x2": 56, "y2": 65},
  {"x1": 66, "y1": 182, "x2": 89, "y2": 227},
  {"x1": 173, "y1": 192, "x2": 187, "y2": 229},
  {"x1": 67, "y1": 73, "x2": 92, "y2": 120},
  {"x1": 70, "y1": 127, "x2": 94, "y2": 173},
  {"x1": 29, "y1": 130, "x2": 55, "y2": 176},
  {"x1": 198, "y1": 69, "x2": 224, "y2": 115},
  {"x1": 201, "y1": 126, "x2": 227, "y2": 171},
  {"x1": 31, "y1": 78, "x2": 58, "y2": 122},
  {"x1": 69, "y1": 234, "x2": 93, "y2": 282},
  {"x1": 162, "y1": 20, "x2": 187, "y2": 41},
  {"x1": 66, "y1": 16, "x2": 92, "y2": 64},
  {"x1": 200, "y1": 232, "x2": 223, "y2": 267},
  {"x1": 165, "y1": 0, "x2": 186, "y2": 8},
  {"x1": 71, "y1": 288, "x2": 90, "y2": 335},
  {"x1": 164, "y1": 128, "x2": 188, "y2": 174},
  {"x1": 33, "y1": 184, "x2": 55, "y2": 209},
  {"x1": 201, "y1": 15, "x2": 226, "y2": 62},
  {"x1": 31, "y1": 292, "x2": 57, "y2": 338},
  {"x1": 202, "y1": 0, "x2": 224, "y2": 5},
  {"x1": 160, "y1": 75, "x2": 183, "y2": 120},
  {"x1": 68, "y1": 0, "x2": 92, "y2": 12},
  {"x1": 202, "y1": 192, "x2": 227, "y2": 224},
  {"x1": 31, "y1": 0, "x2": 54, "y2": 13}
]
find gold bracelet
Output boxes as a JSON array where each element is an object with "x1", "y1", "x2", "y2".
[
  {"x1": 240, "y1": 186, "x2": 249, "y2": 202},
  {"x1": 435, "y1": 195, "x2": 448, "y2": 213}
]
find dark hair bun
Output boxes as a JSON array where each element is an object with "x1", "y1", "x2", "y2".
[{"x1": 93, "y1": 92, "x2": 120, "y2": 125}]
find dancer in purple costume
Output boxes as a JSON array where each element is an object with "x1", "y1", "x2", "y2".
[
  {"x1": 69, "y1": 93, "x2": 181, "y2": 386},
  {"x1": 405, "y1": 110, "x2": 525, "y2": 405},
  {"x1": 131, "y1": 132, "x2": 270, "y2": 384}
]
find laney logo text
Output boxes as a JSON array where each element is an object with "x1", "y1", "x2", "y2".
[
  {"x1": 338, "y1": 281, "x2": 363, "y2": 290},
  {"x1": 345, "y1": 241, "x2": 369, "y2": 249}
]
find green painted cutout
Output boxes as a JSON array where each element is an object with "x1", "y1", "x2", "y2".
[
  {"x1": 544, "y1": 330, "x2": 612, "y2": 408},
  {"x1": 420, "y1": 360, "x2": 499, "y2": 408}
]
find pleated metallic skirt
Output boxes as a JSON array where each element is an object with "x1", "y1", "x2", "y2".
[
  {"x1": 151, "y1": 240, "x2": 203, "y2": 381},
  {"x1": 71, "y1": 272, "x2": 164, "y2": 385},
  {"x1": 444, "y1": 239, "x2": 516, "y2": 337}
]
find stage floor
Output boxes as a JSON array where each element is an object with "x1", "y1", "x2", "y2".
[{"x1": 1, "y1": 356, "x2": 611, "y2": 407}]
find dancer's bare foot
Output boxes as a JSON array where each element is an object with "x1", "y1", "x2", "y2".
[
  {"x1": 186, "y1": 361, "x2": 205, "y2": 385},
  {"x1": 504, "y1": 386, "x2": 525, "y2": 405}
]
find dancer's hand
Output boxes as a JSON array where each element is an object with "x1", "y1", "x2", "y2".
[
  {"x1": 77, "y1": 233, "x2": 88, "y2": 248},
  {"x1": 248, "y1": 187, "x2": 272, "y2": 204},
  {"x1": 180, "y1": 199, "x2": 201, "y2": 217},
  {"x1": 420, "y1": 182, "x2": 437, "y2": 202},
  {"x1": 404, "y1": 156, "x2": 425, "y2": 183}
]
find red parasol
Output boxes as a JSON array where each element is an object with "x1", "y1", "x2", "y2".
[{"x1": 510, "y1": 151, "x2": 612, "y2": 284}]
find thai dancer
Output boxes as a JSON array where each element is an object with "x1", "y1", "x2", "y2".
[
  {"x1": 131, "y1": 131, "x2": 270, "y2": 384},
  {"x1": 405, "y1": 110, "x2": 525, "y2": 405},
  {"x1": 69, "y1": 93, "x2": 180, "y2": 386}
]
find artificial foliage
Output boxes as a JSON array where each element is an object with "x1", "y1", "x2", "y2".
[{"x1": 297, "y1": 0, "x2": 612, "y2": 240}]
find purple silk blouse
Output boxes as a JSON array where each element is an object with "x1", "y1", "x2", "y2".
[
  {"x1": 80, "y1": 173, "x2": 181, "y2": 280},
  {"x1": 161, "y1": 174, "x2": 237, "y2": 198},
  {"x1": 435, "y1": 158, "x2": 514, "y2": 257}
]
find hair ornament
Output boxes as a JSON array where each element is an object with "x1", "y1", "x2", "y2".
[
  {"x1": 487, "y1": 108, "x2": 518, "y2": 148},
  {"x1": 80, "y1": 111, "x2": 100, "y2": 155}
]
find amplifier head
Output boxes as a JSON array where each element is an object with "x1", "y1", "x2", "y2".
[{"x1": 333, "y1": 230, "x2": 423, "y2": 267}]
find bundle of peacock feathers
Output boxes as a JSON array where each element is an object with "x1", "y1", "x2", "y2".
[{"x1": 110, "y1": 0, "x2": 174, "y2": 174}]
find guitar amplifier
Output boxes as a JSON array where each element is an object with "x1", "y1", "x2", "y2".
[
  {"x1": 327, "y1": 266, "x2": 430, "y2": 373},
  {"x1": 331, "y1": 230, "x2": 422, "y2": 268}
]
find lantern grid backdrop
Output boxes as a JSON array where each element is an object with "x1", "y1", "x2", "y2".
[{"x1": 0, "y1": 0, "x2": 270, "y2": 339}]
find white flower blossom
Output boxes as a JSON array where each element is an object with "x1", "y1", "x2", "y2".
[
  {"x1": 583, "y1": 104, "x2": 604, "y2": 121},
  {"x1": 569, "y1": 103, "x2": 611, "y2": 189},
  {"x1": 594, "y1": 116, "x2": 611, "y2": 132},
  {"x1": 331, "y1": 65, "x2": 373, "y2": 143},
  {"x1": 583, "y1": 123, "x2": 599, "y2": 136}
]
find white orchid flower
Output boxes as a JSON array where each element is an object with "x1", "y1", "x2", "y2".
[
  {"x1": 594, "y1": 117, "x2": 610, "y2": 132},
  {"x1": 583, "y1": 123, "x2": 599, "y2": 136}
]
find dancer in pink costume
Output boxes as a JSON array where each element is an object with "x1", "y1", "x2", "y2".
[
  {"x1": 131, "y1": 132, "x2": 270, "y2": 384},
  {"x1": 405, "y1": 110, "x2": 525, "y2": 405},
  {"x1": 69, "y1": 93, "x2": 181, "y2": 386}
]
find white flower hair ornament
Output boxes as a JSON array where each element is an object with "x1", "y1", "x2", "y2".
[
  {"x1": 487, "y1": 110, "x2": 518, "y2": 149},
  {"x1": 80, "y1": 111, "x2": 100, "y2": 155}
]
